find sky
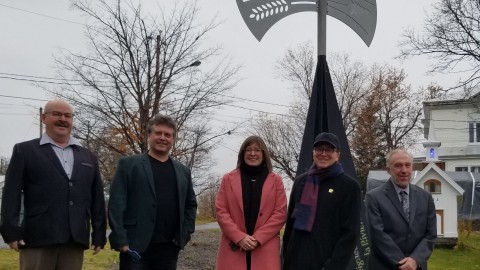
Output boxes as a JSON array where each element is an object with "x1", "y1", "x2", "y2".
[{"x1": 0, "y1": 0, "x2": 453, "y2": 178}]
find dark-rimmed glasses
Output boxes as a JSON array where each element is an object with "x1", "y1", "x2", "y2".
[{"x1": 313, "y1": 147, "x2": 336, "y2": 154}]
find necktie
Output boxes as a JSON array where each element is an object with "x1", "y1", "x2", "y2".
[{"x1": 399, "y1": 191, "x2": 409, "y2": 219}]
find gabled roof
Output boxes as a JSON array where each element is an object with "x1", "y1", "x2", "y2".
[{"x1": 412, "y1": 163, "x2": 464, "y2": 195}]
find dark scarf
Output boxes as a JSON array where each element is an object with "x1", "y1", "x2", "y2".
[
  {"x1": 292, "y1": 161, "x2": 344, "y2": 232},
  {"x1": 240, "y1": 163, "x2": 269, "y2": 235}
]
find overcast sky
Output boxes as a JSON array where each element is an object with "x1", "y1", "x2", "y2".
[{"x1": 0, "y1": 0, "x2": 451, "y2": 176}]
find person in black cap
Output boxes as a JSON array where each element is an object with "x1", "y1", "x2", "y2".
[{"x1": 282, "y1": 132, "x2": 361, "y2": 270}]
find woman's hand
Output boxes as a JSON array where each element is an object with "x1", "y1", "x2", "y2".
[{"x1": 238, "y1": 235, "x2": 259, "y2": 251}]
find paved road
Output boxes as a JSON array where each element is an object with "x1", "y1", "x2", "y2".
[{"x1": 0, "y1": 222, "x2": 220, "y2": 249}]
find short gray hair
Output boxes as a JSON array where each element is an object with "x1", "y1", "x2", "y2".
[{"x1": 385, "y1": 149, "x2": 413, "y2": 167}]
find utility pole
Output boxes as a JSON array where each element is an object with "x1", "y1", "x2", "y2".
[
  {"x1": 39, "y1": 107, "x2": 43, "y2": 137},
  {"x1": 154, "y1": 34, "x2": 161, "y2": 94}
]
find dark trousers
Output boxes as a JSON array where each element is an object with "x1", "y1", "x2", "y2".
[{"x1": 120, "y1": 242, "x2": 181, "y2": 270}]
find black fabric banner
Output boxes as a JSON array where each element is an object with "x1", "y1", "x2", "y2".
[{"x1": 295, "y1": 55, "x2": 370, "y2": 269}]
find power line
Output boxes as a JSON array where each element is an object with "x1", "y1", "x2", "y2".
[
  {"x1": 0, "y1": 94, "x2": 48, "y2": 102},
  {"x1": 0, "y1": 3, "x2": 84, "y2": 26}
]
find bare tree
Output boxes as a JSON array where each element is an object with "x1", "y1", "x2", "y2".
[
  {"x1": 0, "y1": 156, "x2": 9, "y2": 175},
  {"x1": 44, "y1": 0, "x2": 239, "y2": 184},
  {"x1": 196, "y1": 176, "x2": 221, "y2": 220},
  {"x1": 351, "y1": 67, "x2": 423, "y2": 187},
  {"x1": 399, "y1": 0, "x2": 480, "y2": 93},
  {"x1": 254, "y1": 42, "x2": 371, "y2": 179}
]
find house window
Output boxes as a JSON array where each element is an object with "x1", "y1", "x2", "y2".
[
  {"x1": 469, "y1": 122, "x2": 480, "y2": 143},
  {"x1": 455, "y1": 166, "x2": 480, "y2": 172},
  {"x1": 424, "y1": 179, "x2": 441, "y2": 193},
  {"x1": 471, "y1": 166, "x2": 480, "y2": 173}
]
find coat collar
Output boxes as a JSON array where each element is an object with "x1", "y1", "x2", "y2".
[
  {"x1": 228, "y1": 169, "x2": 275, "y2": 214},
  {"x1": 385, "y1": 179, "x2": 410, "y2": 223}
]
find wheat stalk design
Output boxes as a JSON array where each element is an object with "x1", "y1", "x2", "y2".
[{"x1": 249, "y1": 0, "x2": 289, "y2": 21}]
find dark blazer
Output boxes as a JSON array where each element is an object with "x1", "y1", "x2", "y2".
[
  {"x1": 108, "y1": 153, "x2": 197, "y2": 253},
  {"x1": 0, "y1": 138, "x2": 107, "y2": 249},
  {"x1": 365, "y1": 180, "x2": 436, "y2": 270},
  {"x1": 282, "y1": 172, "x2": 361, "y2": 270}
]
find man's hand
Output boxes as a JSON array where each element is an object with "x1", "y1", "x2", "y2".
[
  {"x1": 120, "y1": 245, "x2": 130, "y2": 252},
  {"x1": 91, "y1": 245, "x2": 102, "y2": 255},
  {"x1": 8, "y1": 240, "x2": 25, "y2": 252},
  {"x1": 398, "y1": 257, "x2": 418, "y2": 270}
]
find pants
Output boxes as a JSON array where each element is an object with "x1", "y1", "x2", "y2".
[
  {"x1": 19, "y1": 243, "x2": 84, "y2": 270},
  {"x1": 120, "y1": 242, "x2": 181, "y2": 270}
]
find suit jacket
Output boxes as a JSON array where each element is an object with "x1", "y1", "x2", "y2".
[
  {"x1": 365, "y1": 180, "x2": 436, "y2": 270},
  {"x1": 282, "y1": 172, "x2": 361, "y2": 270},
  {"x1": 0, "y1": 138, "x2": 107, "y2": 249},
  {"x1": 215, "y1": 169, "x2": 287, "y2": 270},
  {"x1": 108, "y1": 153, "x2": 197, "y2": 253}
]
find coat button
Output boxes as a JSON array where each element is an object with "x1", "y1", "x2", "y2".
[
  {"x1": 69, "y1": 201, "x2": 74, "y2": 206},
  {"x1": 69, "y1": 181, "x2": 73, "y2": 187}
]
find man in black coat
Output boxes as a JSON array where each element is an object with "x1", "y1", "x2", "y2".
[
  {"x1": 0, "y1": 99, "x2": 107, "y2": 270},
  {"x1": 108, "y1": 114, "x2": 197, "y2": 270},
  {"x1": 282, "y1": 132, "x2": 361, "y2": 270}
]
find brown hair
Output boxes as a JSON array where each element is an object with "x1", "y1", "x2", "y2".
[
  {"x1": 236, "y1": 135, "x2": 273, "y2": 172},
  {"x1": 147, "y1": 114, "x2": 177, "y2": 137}
]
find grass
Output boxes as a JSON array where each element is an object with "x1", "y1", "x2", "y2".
[
  {"x1": 429, "y1": 231, "x2": 480, "y2": 270},
  {"x1": 1, "y1": 231, "x2": 479, "y2": 269},
  {"x1": 0, "y1": 245, "x2": 118, "y2": 270}
]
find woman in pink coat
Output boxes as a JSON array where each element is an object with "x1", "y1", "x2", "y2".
[{"x1": 215, "y1": 135, "x2": 287, "y2": 270}]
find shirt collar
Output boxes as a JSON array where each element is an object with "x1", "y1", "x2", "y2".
[
  {"x1": 40, "y1": 133, "x2": 82, "y2": 147},
  {"x1": 392, "y1": 180, "x2": 410, "y2": 195}
]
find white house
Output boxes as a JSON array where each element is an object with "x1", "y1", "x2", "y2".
[
  {"x1": 419, "y1": 92, "x2": 480, "y2": 171},
  {"x1": 411, "y1": 163, "x2": 464, "y2": 238},
  {"x1": 367, "y1": 164, "x2": 469, "y2": 239}
]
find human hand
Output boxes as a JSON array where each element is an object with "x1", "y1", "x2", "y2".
[
  {"x1": 237, "y1": 235, "x2": 258, "y2": 251},
  {"x1": 397, "y1": 257, "x2": 418, "y2": 270},
  {"x1": 91, "y1": 245, "x2": 101, "y2": 255},
  {"x1": 8, "y1": 240, "x2": 25, "y2": 252},
  {"x1": 120, "y1": 245, "x2": 130, "y2": 252}
]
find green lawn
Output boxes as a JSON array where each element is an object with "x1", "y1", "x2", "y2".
[
  {"x1": 0, "y1": 231, "x2": 479, "y2": 269},
  {"x1": 430, "y1": 232, "x2": 480, "y2": 270},
  {"x1": 0, "y1": 246, "x2": 118, "y2": 270}
]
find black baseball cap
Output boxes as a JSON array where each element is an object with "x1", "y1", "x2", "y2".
[{"x1": 313, "y1": 132, "x2": 340, "y2": 150}]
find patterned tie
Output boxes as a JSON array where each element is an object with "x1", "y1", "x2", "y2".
[{"x1": 399, "y1": 191, "x2": 409, "y2": 219}]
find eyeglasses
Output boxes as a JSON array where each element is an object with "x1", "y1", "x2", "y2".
[
  {"x1": 45, "y1": 111, "x2": 74, "y2": 119},
  {"x1": 127, "y1": 249, "x2": 142, "y2": 262},
  {"x1": 245, "y1": 148, "x2": 262, "y2": 153},
  {"x1": 313, "y1": 147, "x2": 337, "y2": 154}
]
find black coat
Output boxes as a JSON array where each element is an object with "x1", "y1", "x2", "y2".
[
  {"x1": 108, "y1": 154, "x2": 197, "y2": 252},
  {"x1": 282, "y1": 172, "x2": 361, "y2": 270},
  {"x1": 0, "y1": 138, "x2": 107, "y2": 249}
]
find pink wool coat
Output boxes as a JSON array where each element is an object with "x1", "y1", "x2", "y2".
[{"x1": 215, "y1": 169, "x2": 287, "y2": 270}]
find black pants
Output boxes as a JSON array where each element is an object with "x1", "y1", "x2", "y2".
[{"x1": 120, "y1": 242, "x2": 181, "y2": 270}]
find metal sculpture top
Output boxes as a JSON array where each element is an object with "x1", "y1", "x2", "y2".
[{"x1": 236, "y1": 0, "x2": 377, "y2": 46}]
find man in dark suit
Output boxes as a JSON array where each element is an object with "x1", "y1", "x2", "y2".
[
  {"x1": 0, "y1": 99, "x2": 107, "y2": 270},
  {"x1": 365, "y1": 149, "x2": 436, "y2": 270},
  {"x1": 108, "y1": 114, "x2": 197, "y2": 270}
]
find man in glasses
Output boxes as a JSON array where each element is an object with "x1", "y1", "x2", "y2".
[
  {"x1": 282, "y1": 132, "x2": 361, "y2": 270},
  {"x1": 365, "y1": 149, "x2": 436, "y2": 270},
  {"x1": 0, "y1": 99, "x2": 107, "y2": 270},
  {"x1": 108, "y1": 114, "x2": 197, "y2": 270}
]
